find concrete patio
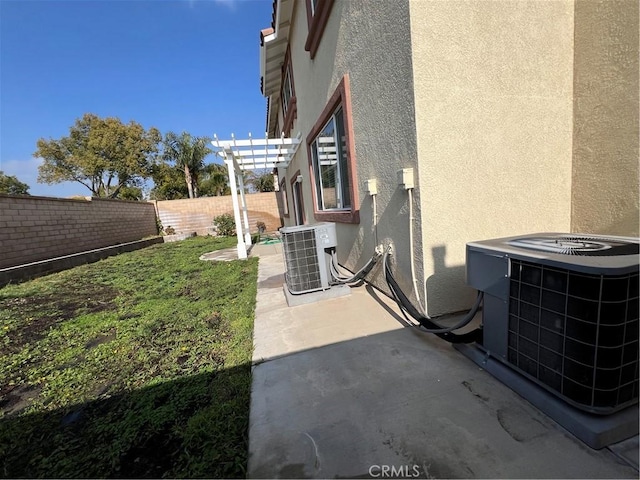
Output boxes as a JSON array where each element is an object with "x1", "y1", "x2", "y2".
[{"x1": 247, "y1": 243, "x2": 638, "y2": 479}]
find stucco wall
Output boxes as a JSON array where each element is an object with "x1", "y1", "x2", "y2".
[
  {"x1": 409, "y1": 0, "x2": 575, "y2": 315},
  {"x1": 280, "y1": 0, "x2": 421, "y2": 299},
  {"x1": 0, "y1": 194, "x2": 158, "y2": 269},
  {"x1": 571, "y1": 0, "x2": 639, "y2": 237}
]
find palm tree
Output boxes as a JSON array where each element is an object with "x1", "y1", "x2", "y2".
[
  {"x1": 200, "y1": 163, "x2": 230, "y2": 196},
  {"x1": 244, "y1": 169, "x2": 275, "y2": 193},
  {"x1": 162, "y1": 131, "x2": 212, "y2": 198}
]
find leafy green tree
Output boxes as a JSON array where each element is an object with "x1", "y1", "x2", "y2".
[
  {"x1": 199, "y1": 163, "x2": 229, "y2": 196},
  {"x1": 162, "y1": 132, "x2": 212, "y2": 199},
  {"x1": 116, "y1": 185, "x2": 144, "y2": 201},
  {"x1": 0, "y1": 171, "x2": 30, "y2": 195},
  {"x1": 245, "y1": 169, "x2": 275, "y2": 193},
  {"x1": 35, "y1": 113, "x2": 161, "y2": 198},
  {"x1": 149, "y1": 162, "x2": 189, "y2": 200}
]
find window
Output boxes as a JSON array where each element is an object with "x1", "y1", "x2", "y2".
[
  {"x1": 290, "y1": 171, "x2": 305, "y2": 226},
  {"x1": 306, "y1": 75, "x2": 359, "y2": 223},
  {"x1": 280, "y1": 47, "x2": 297, "y2": 136},
  {"x1": 280, "y1": 177, "x2": 289, "y2": 217},
  {"x1": 281, "y1": 65, "x2": 293, "y2": 117},
  {"x1": 304, "y1": 0, "x2": 334, "y2": 59},
  {"x1": 310, "y1": 108, "x2": 349, "y2": 210}
]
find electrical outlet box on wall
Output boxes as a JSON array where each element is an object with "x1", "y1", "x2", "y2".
[
  {"x1": 365, "y1": 179, "x2": 377, "y2": 195},
  {"x1": 397, "y1": 168, "x2": 414, "y2": 190}
]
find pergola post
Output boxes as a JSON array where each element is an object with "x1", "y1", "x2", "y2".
[
  {"x1": 237, "y1": 173, "x2": 252, "y2": 246},
  {"x1": 225, "y1": 154, "x2": 247, "y2": 260}
]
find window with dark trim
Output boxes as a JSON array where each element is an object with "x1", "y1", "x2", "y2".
[
  {"x1": 281, "y1": 46, "x2": 297, "y2": 136},
  {"x1": 307, "y1": 75, "x2": 359, "y2": 224},
  {"x1": 304, "y1": 0, "x2": 334, "y2": 59},
  {"x1": 280, "y1": 177, "x2": 289, "y2": 217},
  {"x1": 290, "y1": 170, "x2": 305, "y2": 226}
]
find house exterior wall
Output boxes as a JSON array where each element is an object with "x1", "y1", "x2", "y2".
[
  {"x1": 409, "y1": 0, "x2": 575, "y2": 314},
  {"x1": 269, "y1": 0, "x2": 637, "y2": 317},
  {"x1": 280, "y1": 0, "x2": 421, "y2": 297},
  {"x1": 571, "y1": 0, "x2": 639, "y2": 237}
]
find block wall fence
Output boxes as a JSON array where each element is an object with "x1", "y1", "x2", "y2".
[
  {"x1": 0, "y1": 192, "x2": 281, "y2": 270},
  {"x1": 154, "y1": 192, "x2": 282, "y2": 236},
  {"x1": 0, "y1": 194, "x2": 158, "y2": 269}
]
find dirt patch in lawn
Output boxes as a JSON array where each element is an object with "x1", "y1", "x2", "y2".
[{"x1": 2, "y1": 283, "x2": 118, "y2": 354}]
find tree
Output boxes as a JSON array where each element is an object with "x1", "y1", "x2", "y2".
[
  {"x1": 199, "y1": 163, "x2": 229, "y2": 196},
  {"x1": 162, "y1": 131, "x2": 212, "y2": 199},
  {"x1": 35, "y1": 113, "x2": 161, "y2": 198},
  {"x1": 245, "y1": 169, "x2": 275, "y2": 192},
  {"x1": 0, "y1": 171, "x2": 30, "y2": 195},
  {"x1": 116, "y1": 185, "x2": 144, "y2": 201},
  {"x1": 149, "y1": 162, "x2": 189, "y2": 200}
]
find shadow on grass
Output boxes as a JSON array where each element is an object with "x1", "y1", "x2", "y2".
[{"x1": 0, "y1": 364, "x2": 251, "y2": 479}]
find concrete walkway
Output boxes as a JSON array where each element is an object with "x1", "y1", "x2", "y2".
[{"x1": 247, "y1": 245, "x2": 638, "y2": 479}]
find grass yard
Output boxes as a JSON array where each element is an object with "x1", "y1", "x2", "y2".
[{"x1": 0, "y1": 236, "x2": 258, "y2": 478}]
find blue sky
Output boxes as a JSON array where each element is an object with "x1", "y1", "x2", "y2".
[{"x1": 0, "y1": 0, "x2": 273, "y2": 197}]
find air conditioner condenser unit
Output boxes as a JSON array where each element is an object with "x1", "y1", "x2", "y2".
[
  {"x1": 462, "y1": 232, "x2": 639, "y2": 448},
  {"x1": 281, "y1": 222, "x2": 337, "y2": 295}
]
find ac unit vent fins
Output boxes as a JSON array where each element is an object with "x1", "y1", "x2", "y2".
[
  {"x1": 508, "y1": 259, "x2": 639, "y2": 412},
  {"x1": 508, "y1": 236, "x2": 639, "y2": 256},
  {"x1": 282, "y1": 229, "x2": 323, "y2": 293}
]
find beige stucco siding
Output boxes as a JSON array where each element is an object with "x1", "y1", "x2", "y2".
[
  {"x1": 571, "y1": 0, "x2": 639, "y2": 237},
  {"x1": 281, "y1": 0, "x2": 422, "y2": 298},
  {"x1": 410, "y1": 0, "x2": 575, "y2": 315}
]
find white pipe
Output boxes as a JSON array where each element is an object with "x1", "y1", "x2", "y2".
[
  {"x1": 372, "y1": 193, "x2": 378, "y2": 247},
  {"x1": 408, "y1": 188, "x2": 425, "y2": 315}
]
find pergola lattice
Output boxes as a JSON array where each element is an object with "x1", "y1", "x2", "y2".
[{"x1": 212, "y1": 133, "x2": 301, "y2": 259}]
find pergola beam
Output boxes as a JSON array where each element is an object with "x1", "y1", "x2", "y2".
[{"x1": 212, "y1": 132, "x2": 301, "y2": 260}]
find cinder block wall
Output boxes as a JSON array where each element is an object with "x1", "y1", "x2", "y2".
[
  {"x1": 155, "y1": 193, "x2": 282, "y2": 235},
  {"x1": 0, "y1": 194, "x2": 158, "y2": 269}
]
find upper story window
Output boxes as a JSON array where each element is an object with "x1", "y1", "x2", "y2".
[
  {"x1": 280, "y1": 46, "x2": 297, "y2": 136},
  {"x1": 307, "y1": 75, "x2": 359, "y2": 224},
  {"x1": 281, "y1": 65, "x2": 293, "y2": 117},
  {"x1": 304, "y1": 0, "x2": 334, "y2": 59}
]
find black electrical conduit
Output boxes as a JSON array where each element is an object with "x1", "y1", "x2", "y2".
[
  {"x1": 383, "y1": 247, "x2": 483, "y2": 344},
  {"x1": 329, "y1": 249, "x2": 381, "y2": 285}
]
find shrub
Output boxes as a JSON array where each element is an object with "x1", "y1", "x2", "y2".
[
  {"x1": 213, "y1": 214, "x2": 236, "y2": 236},
  {"x1": 164, "y1": 225, "x2": 176, "y2": 235}
]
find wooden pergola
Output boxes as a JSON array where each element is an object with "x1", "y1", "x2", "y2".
[{"x1": 212, "y1": 132, "x2": 301, "y2": 259}]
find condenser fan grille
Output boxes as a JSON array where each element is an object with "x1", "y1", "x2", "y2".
[
  {"x1": 508, "y1": 236, "x2": 639, "y2": 256},
  {"x1": 508, "y1": 259, "x2": 639, "y2": 412},
  {"x1": 282, "y1": 229, "x2": 323, "y2": 293}
]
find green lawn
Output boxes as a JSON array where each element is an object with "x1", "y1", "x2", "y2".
[{"x1": 0, "y1": 236, "x2": 258, "y2": 478}]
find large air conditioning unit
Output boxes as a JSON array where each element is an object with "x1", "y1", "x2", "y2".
[
  {"x1": 281, "y1": 222, "x2": 337, "y2": 294},
  {"x1": 466, "y1": 233, "x2": 639, "y2": 416}
]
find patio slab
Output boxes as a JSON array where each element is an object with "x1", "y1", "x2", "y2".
[{"x1": 248, "y1": 248, "x2": 639, "y2": 479}]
